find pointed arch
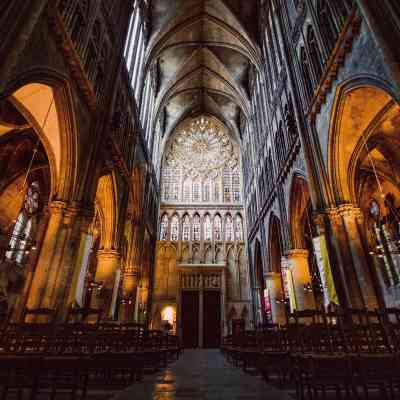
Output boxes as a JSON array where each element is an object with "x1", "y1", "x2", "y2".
[{"x1": 95, "y1": 173, "x2": 118, "y2": 249}]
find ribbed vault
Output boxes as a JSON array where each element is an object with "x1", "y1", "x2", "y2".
[{"x1": 146, "y1": 0, "x2": 260, "y2": 145}]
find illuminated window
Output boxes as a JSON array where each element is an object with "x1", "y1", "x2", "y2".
[
  {"x1": 204, "y1": 214, "x2": 212, "y2": 241},
  {"x1": 203, "y1": 180, "x2": 211, "y2": 202},
  {"x1": 171, "y1": 215, "x2": 179, "y2": 241},
  {"x1": 182, "y1": 215, "x2": 190, "y2": 241},
  {"x1": 223, "y1": 167, "x2": 232, "y2": 202},
  {"x1": 160, "y1": 214, "x2": 169, "y2": 240},
  {"x1": 233, "y1": 169, "x2": 240, "y2": 202},
  {"x1": 214, "y1": 180, "x2": 220, "y2": 202},
  {"x1": 193, "y1": 180, "x2": 201, "y2": 202},
  {"x1": 235, "y1": 214, "x2": 244, "y2": 241},
  {"x1": 214, "y1": 215, "x2": 222, "y2": 241},
  {"x1": 225, "y1": 214, "x2": 234, "y2": 241},
  {"x1": 193, "y1": 214, "x2": 201, "y2": 241},
  {"x1": 183, "y1": 179, "x2": 191, "y2": 203},
  {"x1": 6, "y1": 181, "x2": 40, "y2": 265}
]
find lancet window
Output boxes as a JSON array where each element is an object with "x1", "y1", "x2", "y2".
[
  {"x1": 193, "y1": 214, "x2": 201, "y2": 241},
  {"x1": 6, "y1": 181, "x2": 40, "y2": 265},
  {"x1": 160, "y1": 214, "x2": 168, "y2": 240},
  {"x1": 225, "y1": 214, "x2": 234, "y2": 241},
  {"x1": 214, "y1": 215, "x2": 222, "y2": 241},
  {"x1": 171, "y1": 215, "x2": 179, "y2": 241},
  {"x1": 204, "y1": 214, "x2": 212, "y2": 241},
  {"x1": 235, "y1": 214, "x2": 244, "y2": 241},
  {"x1": 182, "y1": 215, "x2": 190, "y2": 241}
]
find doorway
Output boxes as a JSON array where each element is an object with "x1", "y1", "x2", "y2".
[
  {"x1": 181, "y1": 291, "x2": 199, "y2": 348},
  {"x1": 203, "y1": 290, "x2": 221, "y2": 348}
]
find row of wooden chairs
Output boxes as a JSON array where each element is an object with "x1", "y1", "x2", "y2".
[
  {"x1": 221, "y1": 308, "x2": 400, "y2": 399},
  {"x1": 0, "y1": 315, "x2": 182, "y2": 399}
]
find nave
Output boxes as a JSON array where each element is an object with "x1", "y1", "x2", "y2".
[{"x1": 115, "y1": 349, "x2": 291, "y2": 400}]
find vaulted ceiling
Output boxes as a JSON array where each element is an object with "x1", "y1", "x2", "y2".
[{"x1": 146, "y1": 0, "x2": 261, "y2": 144}]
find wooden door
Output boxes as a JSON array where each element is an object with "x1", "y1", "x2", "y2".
[
  {"x1": 203, "y1": 290, "x2": 221, "y2": 348},
  {"x1": 181, "y1": 291, "x2": 199, "y2": 348}
]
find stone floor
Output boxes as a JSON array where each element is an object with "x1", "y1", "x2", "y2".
[{"x1": 113, "y1": 349, "x2": 293, "y2": 400}]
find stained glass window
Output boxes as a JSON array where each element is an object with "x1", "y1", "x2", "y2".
[
  {"x1": 225, "y1": 214, "x2": 234, "y2": 241},
  {"x1": 233, "y1": 169, "x2": 240, "y2": 202},
  {"x1": 6, "y1": 181, "x2": 40, "y2": 265},
  {"x1": 160, "y1": 214, "x2": 169, "y2": 240},
  {"x1": 214, "y1": 180, "x2": 220, "y2": 202},
  {"x1": 235, "y1": 214, "x2": 243, "y2": 241},
  {"x1": 183, "y1": 179, "x2": 191, "y2": 203},
  {"x1": 193, "y1": 214, "x2": 201, "y2": 241},
  {"x1": 214, "y1": 214, "x2": 222, "y2": 241},
  {"x1": 223, "y1": 167, "x2": 232, "y2": 202},
  {"x1": 193, "y1": 180, "x2": 201, "y2": 202},
  {"x1": 182, "y1": 215, "x2": 190, "y2": 241},
  {"x1": 203, "y1": 180, "x2": 211, "y2": 202},
  {"x1": 171, "y1": 215, "x2": 179, "y2": 241},
  {"x1": 204, "y1": 214, "x2": 212, "y2": 241}
]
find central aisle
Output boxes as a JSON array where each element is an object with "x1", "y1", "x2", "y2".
[{"x1": 114, "y1": 349, "x2": 292, "y2": 400}]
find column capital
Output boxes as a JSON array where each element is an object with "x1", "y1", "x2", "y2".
[
  {"x1": 287, "y1": 249, "x2": 309, "y2": 259},
  {"x1": 48, "y1": 200, "x2": 68, "y2": 215},
  {"x1": 123, "y1": 264, "x2": 138, "y2": 275},
  {"x1": 337, "y1": 204, "x2": 364, "y2": 221},
  {"x1": 97, "y1": 249, "x2": 121, "y2": 262},
  {"x1": 265, "y1": 271, "x2": 282, "y2": 280}
]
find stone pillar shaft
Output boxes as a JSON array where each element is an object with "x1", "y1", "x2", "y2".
[
  {"x1": 287, "y1": 249, "x2": 316, "y2": 311},
  {"x1": 265, "y1": 272, "x2": 286, "y2": 325},
  {"x1": 92, "y1": 249, "x2": 120, "y2": 318},
  {"x1": 27, "y1": 201, "x2": 67, "y2": 310}
]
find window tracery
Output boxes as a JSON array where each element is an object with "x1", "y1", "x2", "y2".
[
  {"x1": 171, "y1": 215, "x2": 179, "y2": 241},
  {"x1": 225, "y1": 214, "x2": 234, "y2": 241},
  {"x1": 182, "y1": 215, "x2": 190, "y2": 241},
  {"x1": 214, "y1": 215, "x2": 222, "y2": 241},
  {"x1": 160, "y1": 214, "x2": 168, "y2": 240},
  {"x1": 204, "y1": 214, "x2": 212, "y2": 241},
  {"x1": 235, "y1": 214, "x2": 244, "y2": 241},
  {"x1": 161, "y1": 117, "x2": 241, "y2": 204},
  {"x1": 6, "y1": 181, "x2": 40, "y2": 265},
  {"x1": 193, "y1": 214, "x2": 201, "y2": 241}
]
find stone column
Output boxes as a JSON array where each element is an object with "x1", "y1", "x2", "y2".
[
  {"x1": 338, "y1": 205, "x2": 380, "y2": 309},
  {"x1": 265, "y1": 272, "x2": 286, "y2": 325},
  {"x1": 92, "y1": 249, "x2": 120, "y2": 319},
  {"x1": 27, "y1": 200, "x2": 67, "y2": 310},
  {"x1": 287, "y1": 249, "x2": 316, "y2": 311},
  {"x1": 120, "y1": 268, "x2": 138, "y2": 322}
]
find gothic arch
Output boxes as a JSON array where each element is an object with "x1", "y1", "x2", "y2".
[
  {"x1": 95, "y1": 173, "x2": 118, "y2": 249},
  {"x1": 328, "y1": 77, "x2": 400, "y2": 204},
  {"x1": 267, "y1": 215, "x2": 283, "y2": 274},
  {"x1": 288, "y1": 174, "x2": 311, "y2": 249},
  {"x1": 3, "y1": 73, "x2": 78, "y2": 202}
]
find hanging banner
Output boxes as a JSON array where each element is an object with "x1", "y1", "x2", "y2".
[
  {"x1": 312, "y1": 234, "x2": 339, "y2": 306},
  {"x1": 75, "y1": 234, "x2": 93, "y2": 306},
  {"x1": 110, "y1": 268, "x2": 122, "y2": 319},
  {"x1": 282, "y1": 257, "x2": 297, "y2": 312}
]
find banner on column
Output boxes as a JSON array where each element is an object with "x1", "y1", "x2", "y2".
[
  {"x1": 282, "y1": 257, "x2": 297, "y2": 312},
  {"x1": 75, "y1": 234, "x2": 93, "y2": 306},
  {"x1": 312, "y1": 235, "x2": 339, "y2": 306},
  {"x1": 110, "y1": 269, "x2": 122, "y2": 318}
]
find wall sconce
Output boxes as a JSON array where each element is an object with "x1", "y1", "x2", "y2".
[
  {"x1": 87, "y1": 280, "x2": 103, "y2": 293},
  {"x1": 121, "y1": 296, "x2": 134, "y2": 305},
  {"x1": 303, "y1": 283, "x2": 313, "y2": 293},
  {"x1": 275, "y1": 297, "x2": 290, "y2": 305}
]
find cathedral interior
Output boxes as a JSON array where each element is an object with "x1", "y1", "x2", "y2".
[{"x1": 1, "y1": 0, "x2": 400, "y2": 399}]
